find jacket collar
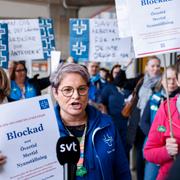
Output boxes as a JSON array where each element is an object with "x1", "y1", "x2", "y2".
[
  {"x1": 54, "y1": 104, "x2": 111, "y2": 171},
  {"x1": 54, "y1": 104, "x2": 110, "y2": 136}
]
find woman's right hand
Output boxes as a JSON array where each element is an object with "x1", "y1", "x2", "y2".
[
  {"x1": 166, "y1": 138, "x2": 178, "y2": 157},
  {"x1": 0, "y1": 153, "x2": 6, "y2": 165}
]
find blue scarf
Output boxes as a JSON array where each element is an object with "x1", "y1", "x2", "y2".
[{"x1": 90, "y1": 74, "x2": 100, "y2": 83}]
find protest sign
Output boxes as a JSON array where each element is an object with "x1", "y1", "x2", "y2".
[
  {"x1": 0, "y1": 19, "x2": 44, "y2": 61},
  {"x1": 89, "y1": 19, "x2": 132, "y2": 64},
  {"x1": 0, "y1": 94, "x2": 63, "y2": 180},
  {"x1": 127, "y1": 0, "x2": 180, "y2": 57},
  {"x1": 51, "y1": 50, "x2": 61, "y2": 73},
  {"x1": 115, "y1": 0, "x2": 132, "y2": 38},
  {"x1": 0, "y1": 19, "x2": 55, "y2": 61},
  {"x1": 70, "y1": 18, "x2": 132, "y2": 65}
]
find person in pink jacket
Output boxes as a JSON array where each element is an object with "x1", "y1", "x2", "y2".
[{"x1": 144, "y1": 62, "x2": 180, "y2": 180}]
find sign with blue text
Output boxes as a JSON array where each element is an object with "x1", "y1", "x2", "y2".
[
  {"x1": 127, "y1": 0, "x2": 180, "y2": 57},
  {"x1": 0, "y1": 95, "x2": 63, "y2": 180},
  {"x1": 0, "y1": 19, "x2": 55, "y2": 61},
  {"x1": 70, "y1": 18, "x2": 132, "y2": 65},
  {"x1": 0, "y1": 23, "x2": 9, "y2": 69}
]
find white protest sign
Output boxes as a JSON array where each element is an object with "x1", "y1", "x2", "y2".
[
  {"x1": 89, "y1": 19, "x2": 132, "y2": 65},
  {"x1": 127, "y1": 0, "x2": 180, "y2": 57},
  {"x1": 115, "y1": 0, "x2": 132, "y2": 37},
  {"x1": 51, "y1": 51, "x2": 61, "y2": 73},
  {"x1": 0, "y1": 19, "x2": 44, "y2": 60},
  {"x1": 0, "y1": 94, "x2": 63, "y2": 180}
]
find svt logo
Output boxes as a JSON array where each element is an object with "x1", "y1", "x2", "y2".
[{"x1": 60, "y1": 142, "x2": 78, "y2": 152}]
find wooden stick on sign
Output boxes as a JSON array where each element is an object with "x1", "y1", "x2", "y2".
[{"x1": 163, "y1": 54, "x2": 174, "y2": 138}]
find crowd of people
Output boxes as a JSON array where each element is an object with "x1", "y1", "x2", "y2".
[{"x1": 0, "y1": 56, "x2": 180, "y2": 180}]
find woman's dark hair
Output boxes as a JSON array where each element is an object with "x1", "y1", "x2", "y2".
[
  {"x1": 110, "y1": 64, "x2": 121, "y2": 82},
  {"x1": 110, "y1": 64, "x2": 121, "y2": 76},
  {"x1": 10, "y1": 61, "x2": 27, "y2": 80}
]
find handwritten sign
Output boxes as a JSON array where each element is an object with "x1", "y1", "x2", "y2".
[
  {"x1": 0, "y1": 95, "x2": 63, "y2": 180},
  {"x1": 127, "y1": 0, "x2": 180, "y2": 57},
  {"x1": 70, "y1": 19, "x2": 132, "y2": 65},
  {"x1": 0, "y1": 19, "x2": 44, "y2": 60},
  {"x1": 89, "y1": 19, "x2": 132, "y2": 64}
]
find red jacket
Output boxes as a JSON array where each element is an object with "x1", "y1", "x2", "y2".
[{"x1": 144, "y1": 95, "x2": 180, "y2": 180}]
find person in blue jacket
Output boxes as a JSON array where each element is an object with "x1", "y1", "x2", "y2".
[
  {"x1": 87, "y1": 62, "x2": 108, "y2": 107},
  {"x1": 9, "y1": 61, "x2": 50, "y2": 101},
  {"x1": 100, "y1": 79, "x2": 130, "y2": 156},
  {"x1": 50, "y1": 62, "x2": 131, "y2": 180}
]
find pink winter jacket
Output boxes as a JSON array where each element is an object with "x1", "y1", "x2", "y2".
[{"x1": 144, "y1": 95, "x2": 180, "y2": 180}]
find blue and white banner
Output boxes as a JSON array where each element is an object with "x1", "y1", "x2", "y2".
[
  {"x1": 0, "y1": 23, "x2": 9, "y2": 69},
  {"x1": 39, "y1": 19, "x2": 55, "y2": 60},
  {"x1": 70, "y1": 18, "x2": 132, "y2": 65},
  {"x1": 70, "y1": 19, "x2": 89, "y2": 62}
]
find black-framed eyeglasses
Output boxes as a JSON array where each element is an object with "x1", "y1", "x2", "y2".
[
  {"x1": 59, "y1": 85, "x2": 89, "y2": 97},
  {"x1": 15, "y1": 69, "x2": 26, "y2": 73}
]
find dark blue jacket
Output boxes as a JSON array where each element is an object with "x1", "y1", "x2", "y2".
[
  {"x1": 54, "y1": 105, "x2": 131, "y2": 180},
  {"x1": 100, "y1": 84, "x2": 130, "y2": 148},
  {"x1": 88, "y1": 75, "x2": 108, "y2": 103},
  {"x1": 140, "y1": 91, "x2": 164, "y2": 136}
]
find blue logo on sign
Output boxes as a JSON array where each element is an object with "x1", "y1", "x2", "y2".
[{"x1": 39, "y1": 99, "x2": 49, "y2": 109}]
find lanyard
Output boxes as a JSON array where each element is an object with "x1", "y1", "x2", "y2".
[{"x1": 65, "y1": 124, "x2": 88, "y2": 177}]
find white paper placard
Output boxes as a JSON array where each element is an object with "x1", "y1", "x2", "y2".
[
  {"x1": 0, "y1": 94, "x2": 63, "y2": 180},
  {"x1": 115, "y1": 0, "x2": 132, "y2": 38},
  {"x1": 127, "y1": 0, "x2": 180, "y2": 57},
  {"x1": 51, "y1": 51, "x2": 61, "y2": 73},
  {"x1": 0, "y1": 19, "x2": 44, "y2": 60},
  {"x1": 89, "y1": 19, "x2": 132, "y2": 65}
]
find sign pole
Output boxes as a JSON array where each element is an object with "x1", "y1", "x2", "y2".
[{"x1": 163, "y1": 54, "x2": 173, "y2": 138}]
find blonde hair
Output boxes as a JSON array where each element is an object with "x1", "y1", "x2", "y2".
[{"x1": 0, "y1": 67, "x2": 10, "y2": 103}]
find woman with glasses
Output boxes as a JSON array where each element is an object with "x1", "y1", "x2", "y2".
[
  {"x1": 9, "y1": 61, "x2": 50, "y2": 101},
  {"x1": 50, "y1": 63, "x2": 131, "y2": 180},
  {"x1": 9, "y1": 61, "x2": 36, "y2": 100}
]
